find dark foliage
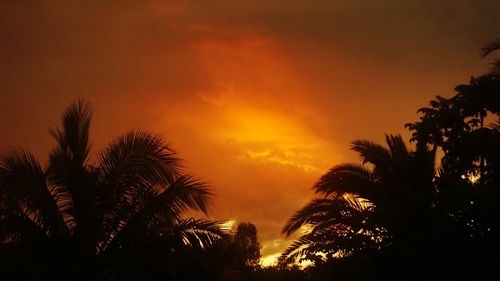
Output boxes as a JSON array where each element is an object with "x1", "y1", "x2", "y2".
[
  {"x1": 281, "y1": 40, "x2": 500, "y2": 280},
  {"x1": 231, "y1": 223, "x2": 261, "y2": 270},
  {"x1": 0, "y1": 100, "x2": 226, "y2": 281}
]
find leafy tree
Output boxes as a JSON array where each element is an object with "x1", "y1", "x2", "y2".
[
  {"x1": 406, "y1": 75, "x2": 500, "y2": 185},
  {"x1": 405, "y1": 73, "x2": 500, "y2": 240},
  {"x1": 0, "y1": 100, "x2": 226, "y2": 280},
  {"x1": 403, "y1": 71, "x2": 500, "y2": 281},
  {"x1": 231, "y1": 222, "x2": 261, "y2": 270}
]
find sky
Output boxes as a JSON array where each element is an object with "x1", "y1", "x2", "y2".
[{"x1": 1, "y1": 0, "x2": 499, "y2": 265}]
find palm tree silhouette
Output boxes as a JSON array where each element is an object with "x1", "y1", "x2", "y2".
[
  {"x1": 0, "y1": 100, "x2": 225, "y2": 280},
  {"x1": 482, "y1": 39, "x2": 500, "y2": 74},
  {"x1": 280, "y1": 135, "x2": 436, "y2": 265}
]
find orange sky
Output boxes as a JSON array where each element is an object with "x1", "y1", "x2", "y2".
[{"x1": 1, "y1": 0, "x2": 499, "y2": 265}]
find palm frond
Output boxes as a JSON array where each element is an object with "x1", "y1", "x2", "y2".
[
  {"x1": 313, "y1": 163, "x2": 375, "y2": 198},
  {"x1": 385, "y1": 134, "x2": 409, "y2": 162},
  {"x1": 169, "y1": 218, "x2": 227, "y2": 250},
  {"x1": 282, "y1": 198, "x2": 336, "y2": 237},
  {"x1": 0, "y1": 149, "x2": 67, "y2": 238},
  {"x1": 0, "y1": 212, "x2": 48, "y2": 243},
  {"x1": 282, "y1": 195, "x2": 372, "y2": 237},
  {"x1": 488, "y1": 121, "x2": 500, "y2": 131},
  {"x1": 342, "y1": 194, "x2": 373, "y2": 213},
  {"x1": 351, "y1": 140, "x2": 391, "y2": 169},
  {"x1": 47, "y1": 183, "x2": 77, "y2": 232},
  {"x1": 280, "y1": 224, "x2": 377, "y2": 266},
  {"x1": 149, "y1": 175, "x2": 213, "y2": 217},
  {"x1": 49, "y1": 99, "x2": 92, "y2": 166},
  {"x1": 98, "y1": 130, "x2": 182, "y2": 194},
  {"x1": 481, "y1": 39, "x2": 500, "y2": 58},
  {"x1": 279, "y1": 235, "x2": 318, "y2": 266},
  {"x1": 98, "y1": 175, "x2": 212, "y2": 252},
  {"x1": 96, "y1": 131, "x2": 183, "y2": 241},
  {"x1": 490, "y1": 59, "x2": 500, "y2": 74},
  {"x1": 46, "y1": 100, "x2": 94, "y2": 234}
]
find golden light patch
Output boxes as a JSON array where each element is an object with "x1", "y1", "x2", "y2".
[
  {"x1": 223, "y1": 106, "x2": 301, "y2": 143},
  {"x1": 220, "y1": 219, "x2": 236, "y2": 231},
  {"x1": 260, "y1": 253, "x2": 281, "y2": 267},
  {"x1": 203, "y1": 99, "x2": 327, "y2": 172}
]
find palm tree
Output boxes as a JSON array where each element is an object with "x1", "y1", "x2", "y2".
[
  {"x1": 280, "y1": 135, "x2": 437, "y2": 265},
  {"x1": 0, "y1": 100, "x2": 225, "y2": 280}
]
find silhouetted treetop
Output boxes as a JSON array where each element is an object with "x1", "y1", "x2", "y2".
[
  {"x1": 0, "y1": 100, "x2": 226, "y2": 281},
  {"x1": 280, "y1": 135, "x2": 436, "y2": 266},
  {"x1": 406, "y1": 74, "x2": 500, "y2": 185},
  {"x1": 232, "y1": 222, "x2": 261, "y2": 270}
]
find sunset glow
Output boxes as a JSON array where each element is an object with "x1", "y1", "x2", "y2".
[
  {"x1": 211, "y1": 101, "x2": 326, "y2": 172},
  {"x1": 1, "y1": 0, "x2": 499, "y2": 273}
]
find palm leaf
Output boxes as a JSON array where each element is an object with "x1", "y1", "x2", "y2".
[
  {"x1": 46, "y1": 100, "x2": 94, "y2": 237},
  {"x1": 280, "y1": 224, "x2": 376, "y2": 265},
  {"x1": 0, "y1": 149, "x2": 67, "y2": 238},
  {"x1": 0, "y1": 212, "x2": 48, "y2": 243},
  {"x1": 48, "y1": 99, "x2": 92, "y2": 166},
  {"x1": 98, "y1": 175, "x2": 213, "y2": 252},
  {"x1": 168, "y1": 218, "x2": 227, "y2": 250},
  {"x1": 97, "y1": 130, "x2": 182, "y2": 195},
  {"x1": 351, "y1": 139, "x2": 394, "y2": 180},
  {"x1": 147, "y1": 175, "x2": 213, "y2": 219},
  {"x1": 351, "y1": 140, "x2": 391, "y2": 166},
  {"x1": 313, "y1": 163, "x2": 375, "y2": 198},
  {"x1": 481, "y1": 39, "x2": 500, "y2": 58},
  {"x1": 96, "y1": 131, "x2": 185, "y2": 248},
  {"x1": 282, "y1": 198, "x2": 336, "y2": 237},
  {"x1": 282, "y1": 195, "x2": 372, "y2": 237},
  {"x1": 385, "y1": 135, "x2": 409, "y2": 164}
]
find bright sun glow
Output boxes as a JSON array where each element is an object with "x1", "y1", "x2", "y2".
[
  {"x1": 261, "y1": 253, "x2": 281, "y2": 267},
  {"x1": 223, "y1": 107, "x2": 299, "y2": 144},
  {"x1": 220, "y1": 219, "x2": 236, "y2": 231},
  {"x1": 202, "y1": 96, "x2": 330, "y2": 172}
]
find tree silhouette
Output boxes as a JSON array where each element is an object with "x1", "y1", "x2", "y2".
[
  {"x1": 276, "y1": 39, "x2": 500, "y2": 280},
  {"x1": 406, "y1": 75, "x2": 500, "y2": 185},
  {"x1": 280, "y1": 135, "x2": 437, "y2": 266},
  {"x1": 405, "y1": 71, "x2": 500, "y2": 279},
  {"x1": 231, "y1": 222, "x2": 261, "y2": 270},
  {"x1": 406, "y1": 74, "x2": 500, "y2": 240},
  {"x1": 0, "y1": 100, "x2": 226, "y2": 280}
]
